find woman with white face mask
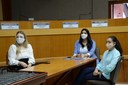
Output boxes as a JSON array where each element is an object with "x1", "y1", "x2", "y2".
[
  {"x1": 72, "y1": 36, "x2": 123, "y2": 85},
  {"x1": 8, "y1": 31, "x2": 35, "y2": 70},
  {"x1": 72, "y1": 28, "x2": 97, "y2": 61}
]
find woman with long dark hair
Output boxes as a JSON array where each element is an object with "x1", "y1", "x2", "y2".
[
  {"x1": 72, "y1": 28, "x2": 97, "y2": 61},
  {"x1": 72, "y1": 36, "x2": 123, "y2": 85}
]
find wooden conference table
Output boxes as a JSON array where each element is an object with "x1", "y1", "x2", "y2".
[{"x1": 21, "y1": 57, "x2": 96, "y2": 85}]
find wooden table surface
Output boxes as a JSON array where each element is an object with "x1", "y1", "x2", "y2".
[{"x1": 21, "y1": 57, "x2": 96, "y2": 78}]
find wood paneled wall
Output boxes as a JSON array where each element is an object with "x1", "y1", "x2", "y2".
[
  {"x1": 0, "y1": 19, "x2": 128, "y2": 83},
  {"x1": 123, "y1": 58, "x2": 128, "y2": 82},
  {"x1": 0, "y1": 27, "x2": 128, "y2": 62},
  {"x1": 0, "y1": 27, "x2": 128, "y2": 82}
]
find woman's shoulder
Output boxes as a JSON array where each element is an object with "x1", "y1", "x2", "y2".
[
  {"x1": 8, "y1": 44, "x2": 17, "y2": 50},
  {"x1": 75, "y1": 40, "x2": 80, "y2": 44},
  {"x1": 104, "y1": 50, "x2": 109, "y2": 53},
  {"x1": 27, "y1": 44, "x2": 33, "y2": 51},
  {"x1": 113, "y1": 48, "x2": 120, "y2": 55},
  {"x1": 27, "y1": 44, "x2": 34, "y2": 49},
  {"x1": 76, "y1": 40, "x2": 79, "y2": 42},
  {"x1": 91, "y1": 39, "x2": 96, "y2": 43},
  {"x1": 9, "y1": 44, "x2": 16, "y2": 48},
  {"x1": 104, "y1": 48, "x2": 120, "y2": 54},
  {"x1": 27, "y1": 44, "x2": 32, "y2": 47}
]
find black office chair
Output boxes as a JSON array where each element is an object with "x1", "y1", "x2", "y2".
[{"x1": 86, "y1": 56, "x2": 123, "y2": 85}]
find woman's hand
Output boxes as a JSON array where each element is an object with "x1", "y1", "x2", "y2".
[
  {"x1": 73, "y1": 54, "x2": 89, "y2": 58},
  {"x1": 98, "y1": 71, "x2": 102, "y2": 78},
  {"x1": 27, "y1": 63, "x2": 32, "y2": 67},
  {"x1": 82, "y1": 54, "x2": 89, "y2": 58},
  {"x1": 93, "y1": 68, "x2": 99, "y2": 76},
  {"x1": 77, "y1": 54, "x2": 81, "y2": 58},
  {"x1": 18, "y1": 61, "x2": 28, "y2": 68},
  {"x1": 93, "y1": 68, "x2": 102, "y2": 77},
  {"x1": 77, "y1": 54, "x2": 86, "y2": 58}
]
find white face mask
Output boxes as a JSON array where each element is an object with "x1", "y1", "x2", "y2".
[
  {"x1": 106, "y1": 38, "x2": 116, "y2": 50},
  {"x1": 16, "y1": 38, "x2": 25, "y2": 44},
  {"x1": 106, "y1": 42, "x2": 115, "y2": 50},
  {"x1": 81, "y1": 34, "x2": 88, "y2": 39}
]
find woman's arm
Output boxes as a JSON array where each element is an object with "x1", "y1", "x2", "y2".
[
  {"x1": 8, "y1": 45, "x2": 20, "y2": 65},
  {"x1": 103, "y1": 51, "x2": 120, "y2": 73},
  {"x1": 87, "y1": 39, "x2": 96, "y2": 57},
  {"x1": 97, "y1": 50, "x2": 120, "y2": 74},
  {"x1": 72, "y1": 40, "x2": 79, "y2": 57},
  {"x1": 96, "y1": 51, "x2": 107, "y2": 71},
  {"x1": 28, "y1": 44, "x2": 35, "y2": 65}
]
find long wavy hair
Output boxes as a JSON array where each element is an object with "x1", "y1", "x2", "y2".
[
  {"x1": 15, "y1": 31, "x2": 28, "y2": 55},
  {"x1": 79, "y1": 28, "x2": 92, "y2": 51}
]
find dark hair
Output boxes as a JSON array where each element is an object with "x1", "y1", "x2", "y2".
[
  {"x1": 108, "y1": 36, "x2": 123, "y2": 56},
  {"x1": 79, "y1": 28, "x2": 92, "y2": 51}
]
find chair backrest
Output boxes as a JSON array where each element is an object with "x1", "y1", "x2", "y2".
[
  {"x1": 110, "y1": 56, "x2": 123, "y2": 83},
  {"x1": 95, "y1": 47, "x2": 101, "y2": 61}
]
